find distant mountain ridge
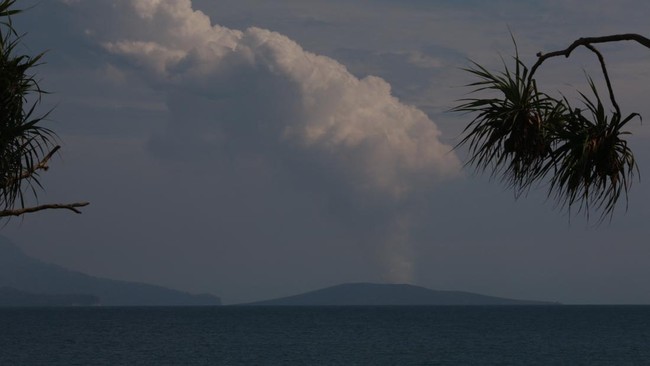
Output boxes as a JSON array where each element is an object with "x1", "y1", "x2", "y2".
[
  {"x1": 0, "y1": 236, "x2": 220, "y2": 306},
  {"x1": 241, "y1": 283, "x2": 559, "y2": 306}
]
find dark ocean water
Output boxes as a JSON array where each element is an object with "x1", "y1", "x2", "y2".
[{"x1": 1, "y1": 306, "x2": 649, "y2": 365}]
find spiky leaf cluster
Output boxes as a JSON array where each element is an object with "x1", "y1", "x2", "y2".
[
  {"x1": 550, "y1": 80, "x2": 639, "y2": 220},
  {"x1": 454, "y1": 53, "x2": 639, "y2": 222},
  {"x1": 1, "y1": 0, "x2": 56, "y2": 211},
  {"x1": 453, "y1": 56, "x2": 566, "y2": 197}
]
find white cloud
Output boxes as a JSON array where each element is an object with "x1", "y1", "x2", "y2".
[
  {"x1": 60, "y1": 0, "x2": 462, "y2": 284},
  {"x1": 12, "y1": 0, "x2": 648, "y2": 304},
  {"x1": 82, "y1": 0, "x2": 460, "y2": 201}
]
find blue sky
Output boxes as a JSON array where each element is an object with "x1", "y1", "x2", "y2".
[{"x1": 4, "y1": 0, "x2": 650, "y2": 304}]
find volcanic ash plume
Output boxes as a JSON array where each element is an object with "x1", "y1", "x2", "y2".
[{"x1": 65, "y1": 0, "x2": 461, "y2": 282}]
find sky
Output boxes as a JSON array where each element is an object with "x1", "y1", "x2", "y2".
[{"x1": 3, "y1": 0, "x2": 650, "y2": 304}]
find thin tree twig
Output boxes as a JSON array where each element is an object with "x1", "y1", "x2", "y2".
[
  {"x1": 528, "y1": 33, "x2": 650, "y2": 82},
  {"x1": 2, "y1": 145, "x2": 62, "y2": 190},
  {"x1": 584, "y1": 44, "x2": 620, "y2": 117},
  {"x1": 17, "y1": 145, "x2": 61, "y2": 180},
  {"x1": 0, "y1": 202, "x2": 89, "y2": 217}
]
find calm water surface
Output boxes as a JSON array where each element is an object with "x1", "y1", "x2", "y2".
[{"x1": 1, "y1": 306, "x2": 649, "y2": 365}]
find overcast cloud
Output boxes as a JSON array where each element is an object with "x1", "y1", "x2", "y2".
[{"x1": 3, "y1": 0, "x2": 650, "y2": 304}]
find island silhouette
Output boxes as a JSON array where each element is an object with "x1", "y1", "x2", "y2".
[
  {"x1": 0, "y1": 236, "x2": 220, "y2": 306},
  {"x1": 239, "y1": 282, "x2": 559, "y2": 306}
]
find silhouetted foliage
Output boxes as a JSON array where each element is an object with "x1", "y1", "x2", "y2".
[
  {"x1": 454, "y1": 34, "x2": 649, "y2": 223},
  {"x1": 0, "y1": 0, "x2": 87, "y2": 218}
]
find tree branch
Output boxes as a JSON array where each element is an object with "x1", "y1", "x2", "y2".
[
  {"x1": 0, "y1": 201, "x2": 89, "y2": 217},
  {"x1": 16, "y1": 145, "x2": 61, "y2": 181},
  {"x1": 3, "y1": 145, "x2": 62, "y2": 190},
  {"x1": 584, "y1": 44, "x2": 620, "y2": 117},
  {"x1": 528, "y1": 33, "x2": 650, "y2": 82}
]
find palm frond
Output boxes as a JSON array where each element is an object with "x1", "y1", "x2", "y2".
[
  {"x1": 549, "y1": 78, "x2": 639, "y2": 222},
  {"x1": 1, "y1": 0, "x2": 57, "y2": 212},
  {"x1": 452, "y1": 52, "x2": 565, "y2": 196},
  {"x1": 454, "y1": 42, "x2": 641, "y2": 223}
]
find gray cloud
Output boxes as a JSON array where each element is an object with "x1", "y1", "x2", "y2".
[
  {"x1": 5, "y1": 0, "x2": 650, "y2": 304},
  {"x1": 61, "y1": 0, "x2": 461, "y2": 283}
]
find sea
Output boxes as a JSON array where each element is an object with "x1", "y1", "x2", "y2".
[{"x1": 1, "y1": 306, "x2": 649, "y2": 365}]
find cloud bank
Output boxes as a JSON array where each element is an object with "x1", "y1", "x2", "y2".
[{"x1": 64, "y1": 0, "x2": 460, "y2": 282}]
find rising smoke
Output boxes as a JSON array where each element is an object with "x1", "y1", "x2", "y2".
[{"x1": 64, "y1": 0, "x2": 461, "y2": 283}]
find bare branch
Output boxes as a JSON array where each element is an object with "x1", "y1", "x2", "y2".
[
  {"x1": 2, "y1": 146, "x2": 62, "y2": 191},
  {"x1": 16, "y1": 145, "x2": 61, "y2": 181},
  {"x1": 584, "y1": 44, "x2": 620, "y2": 117},
  {"x1": 0, "y1": 201, "x2": 89, "y2": 217},
  {"x1": 528, "y1": 33, "x2": 650, "y2": 82}
]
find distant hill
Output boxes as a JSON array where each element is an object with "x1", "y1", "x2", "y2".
[
  {"x1": 241, "y1": 283, "x2": 559, "y2": 306},
  {"x1": 0, "y1": 287, "x2": 99, "y2": 307},
  {"x1": 0, "y1": 236, "x2": 220, "y2": 306}
]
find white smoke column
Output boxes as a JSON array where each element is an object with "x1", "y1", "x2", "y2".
[
  {"x1": 381, "y1": 214, "x2": 415, "y2": 284},
  {"x1": 66, "y1": 0, "x2": 461, "y2": 282}
]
